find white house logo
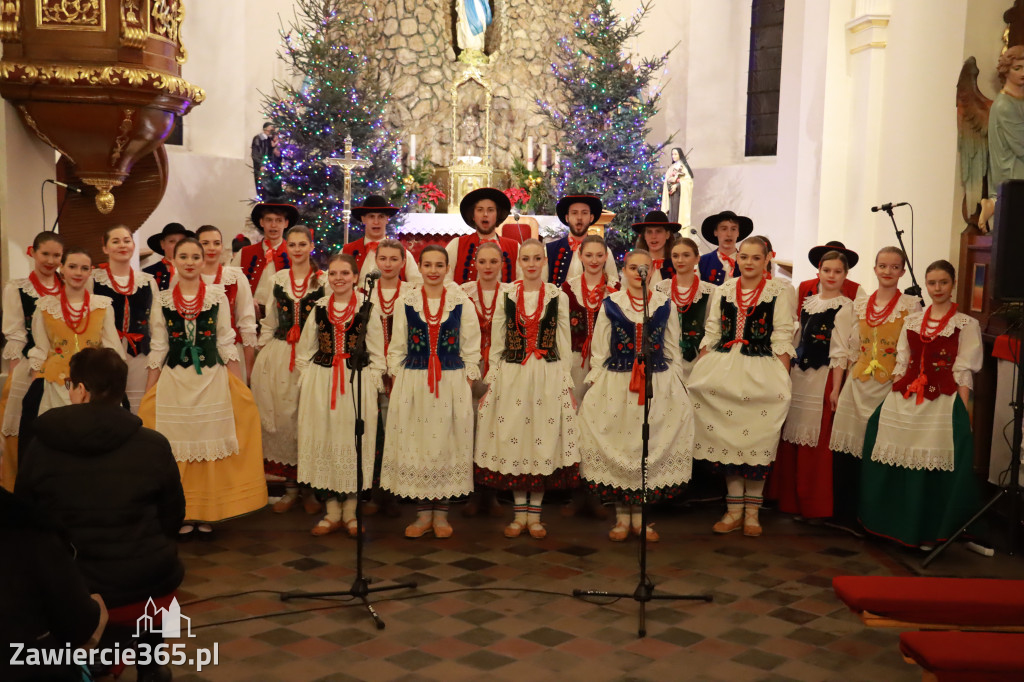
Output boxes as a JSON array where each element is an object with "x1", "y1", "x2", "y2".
[{"x1": 134, "y1": 597, "x2": 195, "y2": 639}]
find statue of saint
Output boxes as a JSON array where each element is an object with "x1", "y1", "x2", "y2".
[
  {"x1": 986, "y1": 45, "x2": 1024, "y2": 230},
  {"x1": 459, "y1": 109, "x2": 483, "y2": 158},
  {"x1": 456, "y1": 0, "x2": 493, "y2": 55}
]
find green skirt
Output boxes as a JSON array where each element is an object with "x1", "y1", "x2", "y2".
[{"x1": 859, "y1": 395, "x2": 980, "y2": 547}]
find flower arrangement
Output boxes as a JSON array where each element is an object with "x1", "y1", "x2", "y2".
[
  {"x1": 503, "y1": 187, "x2": 531, "y2": 210},
  {"x1": 414, "y1": 183, "x2": 446, "y2": 212}
]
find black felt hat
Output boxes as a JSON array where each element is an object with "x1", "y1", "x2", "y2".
[
  {"x1": 250, "y1": 203, "x2": 300, "y2": 232},
  {"x1": 555, "y1": 194, "x2": 603, "y2": 227},
  {"x1": 352, "y1": 195, "x2": 400, "y2": 221},
  {"x1": 629, "y1": 210, "x2": 681, "y2": 235},
  {"x1": 808, "y1": 240, "x2": 860, "y2": 269},
  {"x1": 459, "y1": 187, "x2": 511, "y2": 229},
  {"x1": 146, "y1": 223, "x2": 195, "y2": 254},
  {"x1": 700, "y1": 211, "x2": 754, "y2": 245}
]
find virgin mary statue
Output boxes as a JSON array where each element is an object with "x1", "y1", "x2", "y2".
[{"x1": 457, "y1": 0, "x2": 493, "y2": 54}]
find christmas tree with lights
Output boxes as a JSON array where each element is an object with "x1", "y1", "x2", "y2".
[
  {"x1": 261, "y1": 0, "x2": 399, "y2": 251},
  {"x1": 539, "y1": 0, "x2": 671, "y2": 258}
]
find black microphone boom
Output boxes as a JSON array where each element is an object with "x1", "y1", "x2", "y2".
[
  {"x1": 46, "y1": 179, "x2": 83, "y2": 194},
  {"x1": 871, "y1": 201, "x2": 908, "y2": 213}
]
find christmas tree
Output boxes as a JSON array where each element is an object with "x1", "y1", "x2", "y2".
[
  {"x1": 538, "y1": 0, "x2": 671, "y2": 258},
  {"x1": 260, "y1": 0, "x2": 400, "y2": 252}
]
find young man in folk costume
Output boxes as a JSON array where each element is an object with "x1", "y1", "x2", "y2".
[
  {"x1": 631, "y1": 211, "x2": 681, "y2": 286},
  {"x1": 797, "y1": 241, "x2": 867, "y2": 309},
  {"x1": 342, "y1": 195, "x2": 422, "y2": 288},
  {"x1": 444, "y1": 187, "x2": 519, "y2": 285},
  {"x1": 234, "y1": 203, "x2": 299, "y2": 305},
  {"x1": 143, "y1": 223, "x2": 195, "y2": 291},
  {"x1": 545, "y1": 194, "x2": 618, "y2": 287},
  {"x1": 698, "y1": 211, "x2": 753, "y2": 285}
]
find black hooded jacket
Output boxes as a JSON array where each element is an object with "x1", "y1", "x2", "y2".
[{"x1": 15, "y1": 403, "x2": 185, "y2": 608}]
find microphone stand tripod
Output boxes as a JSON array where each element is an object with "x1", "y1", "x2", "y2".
[
  {"x1": 573, "y1": 274, "x2": 712, "y2": 637},
  {"x1": 880, "y1": 206, "x2": 922, "y2": 298},
  {"x1": 282, "y1": 276, "x2": 416, "y2": 629}
]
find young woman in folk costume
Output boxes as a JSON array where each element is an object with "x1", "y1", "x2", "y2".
[
  {"x1": 1, "y1": 232, "x2": 64, "y2": 490},
  {"x1": 251, "y1": 225, "x2": 328, "y2": 514},
  {"x1": 194, "y1": 225, "x2": 258, "y2": 382},
  {"x1": 141, "y1": 238, "x2": 267, "y2": 537},
  {"x1": 859, "y1": 260, "x2": 983, "y2": 549},
  {"x1": 475, "y1": 239, "x2": 579, "y2": 539},
  {"x1": 828, "y1": 247, "x2": 920, "y2": 530},
  {"x1": 90, "y1": 226, "x2": 158, "y2": 414},
  {"x1": 20, "y1": 249, "x2": 125, "y2": 459},
  {"x1": 688, "y1": 236, "x2": 796, "y2": 537},
  {"x1": 295, "y1": 253, "x2": 385, "y2": 536},
  {"x1": 562, "y1": 235, "x2": 617, "y2": 406},
  {"x1": 362, "y1": 239, "x2": 409, "y2": 519},
  {"x1": 655, "y1": 237, "x2": 717, "y2": 384},
  {"x1": 632, "y1": 211, "x2": 681, "y2": 286},
  {"x1": 766, "y1": 249, "x2": 857, "y2": 519},
  {"x1": 578, "y1": 250, "x2": 694, "y2": 541},
  {"x1": 380, "y1": 246, "x2": 481, "y2": 538},
  {"x1": 460, "y1": 241, "x2": 509, "y2": 518}
]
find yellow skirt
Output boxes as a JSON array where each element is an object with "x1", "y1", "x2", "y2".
[
  {"x1": 140, "y1": 372, "x2": 268, "y2": 522},
  {"x1": 0, "y1": 373, "x2": 15, "y2": 492}
]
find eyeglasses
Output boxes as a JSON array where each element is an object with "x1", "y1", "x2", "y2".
[{"x1": 64, "y1": 379, "x2": 87, "y2": 392}]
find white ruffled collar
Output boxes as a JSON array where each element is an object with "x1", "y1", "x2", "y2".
[
  {"x1": 853, "y1": 292, "x2": 921, "y2": 324},
  {"x1": 654, "y1": 277, "x2": 716, "y2": 303},
  {"x1": 91, "y1": 267, "x2": 153, "y2": 295},
  {"x1": 200, "y1": 265, "x2": 245, "y2": 287},
  {"x1": 36, "y1": 293, "x2": 112, "y2": 317},
  {"x1": 156, "y1": 286, "x2": 223, "y2": 312},
  {"x1": 12, "y1": 278, "x2": 43, "y2": 300},
  {"x1": 460, "y1": 280, "x2": 509, "y2": 305},
  {"x1": 904, "y1": 310, "x2": 976, "y2": 338},
  {"x1": 802, "y1": 293, "x2": 852, "y2": 315},
  {"x1": 718, "y1": 277, "x2": 789, "y2": 306},
  {"x1": 507, "y1": 281, "x2": 561, "y2": 305},
  {"x1": 400, "y1": 281, "x2": 468, "y2": 314},
  {"x1": 272, "y1": 268, "x2": 327, "y2": 300}
]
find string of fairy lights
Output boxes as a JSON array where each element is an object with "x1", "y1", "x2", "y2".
[{"x1": 259, "y1": 0, "x2": 670, "y2": 259}]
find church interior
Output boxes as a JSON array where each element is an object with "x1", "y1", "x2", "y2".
[{"x1": 2, "y1": 1, "x2": 1024, "y2": 681}]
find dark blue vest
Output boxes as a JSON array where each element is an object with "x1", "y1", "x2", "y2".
[
  {"x1": 602, "y1": 298, "x2": 671, "y2": 373},
  {"x1": 795, "y1": 304, "x2": 841, "y2": 371},
  {"x1": 92, "y1": 278, "x2": 153, "y2": 356},
  {"x1": 142, "y1": 260, "x2": 173, "y2": 291},
  {"x1": 545, "y1": 237, "x2": 573, "y2": 287},
  {"x1": 698, "y1": 251, "x2": 739, "y2": 285},
  {"x1": 402, "y1": 304, "x2": 465, "y2": 371}
]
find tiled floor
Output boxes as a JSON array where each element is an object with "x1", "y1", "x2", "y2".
[{"x1": 123, "y1": 502, "x2": 1019, "y2": 682}]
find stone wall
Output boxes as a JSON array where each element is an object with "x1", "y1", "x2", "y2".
[{"x1": 358, "y1": 0, "x2": 589, "y2": 171}]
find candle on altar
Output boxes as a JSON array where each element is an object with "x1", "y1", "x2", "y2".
[
  {"x1": 553, "y1": 151, "x2": 560, "y2": 172},
  {"x1": 409, "y1": 134, "x2": 417, "y2": 165},
  {"x1": 540, "y1": 144, "x2": 548, "y2": 172},
  {"x1": 527, "y1": 136, "x2": 534, "y2": 171}
]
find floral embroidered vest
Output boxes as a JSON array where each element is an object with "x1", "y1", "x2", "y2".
[
  {"x1": 40, "y1": 305, "x2": 109, "y2": 384},
  {"x1": 892, "y1": 329, "x2": 959, "y2": 401},
  {"x1": 603, "y1": 299, "x2": 671, "y2": 372},
  {"x1": 795, "y1": 306, "x2": 840, "y2": 371},
  {"x1": 851, "y1": 311, "x2": 911, "y2": 384},
  {"x1": 402, "y1": 304, "x2": 464, "y2": 370},
  {"x1": 92, "y1": 278, "x2": 153, "y2": 357},
  {"x1": 271, "y1": 281, "x2": 324, "y2": 341},
  {"x1": 161, "y1": 304, "x2": 222, "y2": 372},
  {"x1": 677, "y1": 296, "x2": 709, "y2": 362},
  {"x1": 16, "y1": 287, "x2": 38, "y2": 357},
  {"x1": 310, "y1": 305, "x2": 369, "y2": 370},
  {"x1": 564, "y1": 282, "x2": 597, "y2": 353},
  {"x1": 500, "y1": 293, "x2": 560, "y2": 364},
  {"x1": 715, "y1": 298, "x2": 777, "y2": 357}
]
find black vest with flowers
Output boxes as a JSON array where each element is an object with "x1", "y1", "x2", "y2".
[
  {"x1": 715, "y1": 298, "x2": 777, "y2": 358},
  {"x1": 271, "y1": 281, "x2": 324, "y2": 341},
  {"x1": 604, "y1": 299, "x2": 671, "y2": 372},
  {"x1": 310, "y1": 305, "x2": 370, "y2": 370},
  {"x1": 500, "y1": 294, "x2": 560, "y2": 364}
]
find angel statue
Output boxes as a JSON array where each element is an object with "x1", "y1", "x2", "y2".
[
  {"x1": 958, "y1": 57, "x2": 993, "y2": 230},
  {"x1": 982, "y1": 46, "x2": 1024, "y2": 232}
]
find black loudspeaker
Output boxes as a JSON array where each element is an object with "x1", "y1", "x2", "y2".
[{"x1": 994, "y1": 179, "x2": 1024, "y2": 302}]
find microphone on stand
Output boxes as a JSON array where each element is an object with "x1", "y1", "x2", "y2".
[
  {"x1": 46, "y1": 179, "x2": 83, "y2": 194},
  {"x1": 637, "y1": 264, "x2": 650, "y2": 280},
  {"x1": 365, "y1": 269, "x2": 382, "y2": 282},
  {"x1": 871, "y1": 201, "x2": 908, "y2": 213}
]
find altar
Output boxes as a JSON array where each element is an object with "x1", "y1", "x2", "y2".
[{"x1": 394, "y1": 213, "x2": 560, "y2": 261}]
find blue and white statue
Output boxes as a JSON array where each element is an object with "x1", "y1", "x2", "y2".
[{"x1": 457, "y1": 0, "x2": 492, "y2": 54}]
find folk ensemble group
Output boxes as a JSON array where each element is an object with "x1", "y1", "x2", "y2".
[{"x1": 1, "y1": 187, "x2": 983, "y2": 552}]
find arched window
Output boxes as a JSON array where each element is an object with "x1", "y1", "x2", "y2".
[{"x1": 745, "y1": 0, "x2": 785, "y2": 157}]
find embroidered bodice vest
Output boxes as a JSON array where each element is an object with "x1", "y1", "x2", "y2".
[
  {"x1": 715, "y1": 298, "x2": 777, "y2": 357},
  {"x1": 92, "y1": 277, "x2": 153, "y2": 357},
  {"x1": 402, "y1": 304, "x2": 464, "y2": 370},
  {"x1": 795, "y1": 306, "x2": 840, "y2": 371},
  {"x1": 565, "y1": 284, "x2": 596, "y2": 354},
  {"x1": 603, "y1": 299, "x2": 671, "y2": 372},
  {"x1": 143, "y1": 260, "x2": 173, "y2": 291},
  {"x1": 270, "y1": 282, "x2": 324, "y2": 341},
  {"x1": 677, "y1": 296, "x2": 710, "y2": 362},
  {"x1": 40, "y1": 306, "x2": 108, "y2": 384},
  {"x1": 310, "y1": 305, "x2": 369, "y2": 370},
  {"x1": 500, "y1": 293, "x2": 560, "y2": 364},
  {"x1": 892, "y1": 329, "x2": 960, "y2": 401},
  {"x1": 851, "y1": 312, "x2": 911, "y2": 384},
  {"x1": 16, "y1": 287, "x2": 38, "y2": 357},
  {"x1": 161, "y1": 304, "x2": 222, "y2": 372}
]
